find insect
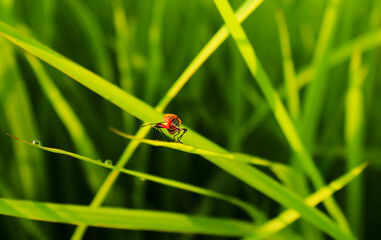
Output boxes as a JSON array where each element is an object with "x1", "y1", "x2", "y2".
[{"x1": 142, "y1": 114, "x2": 188, "y2": 143}]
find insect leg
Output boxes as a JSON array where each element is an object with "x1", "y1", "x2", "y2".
[
  {"x1": 157, "y1": 127, "x2": 170, "y2": 142},
  {"x1": 162, "y1": 129, "x2": 171, "y2": 142},
  {"x1": 153, "y1": 126, "x2": 163, "y2": 141},
  {"x1": 177, "y1": 128, "x2": 187, "y2": 143},
  {"x1": 173, "y1": 130, "x2": 181, "y2": 143}
]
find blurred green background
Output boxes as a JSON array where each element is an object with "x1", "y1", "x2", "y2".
[{"x1": 0, "y1": 0, "x2": 380, "y2": 239}]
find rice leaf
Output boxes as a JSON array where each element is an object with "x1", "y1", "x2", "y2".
[{"x1": 0, "y1": 198, "x2": 255, "y2": 237}]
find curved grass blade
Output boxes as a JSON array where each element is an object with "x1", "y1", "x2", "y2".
[
  {"x1": 275, "y1": 9, "x2": 299, "y2": 121},
  {"x1": 243, "y1": 162, "x2": 368, "y2": 240},
  {"x1": 345, "y1": 50, "x2": 366, "y2": 235},
  {"x1": 144, "y1": 0, "x2": 166, "y2": 104},
  {"x1": 0, "y1": 182, "x2": 48, "y2": 240},
  {"x1": 112, "y1": 0, "x2": 135, "y2": 130},
  {"x1": 7, "y1": 134, "x2": 261, "y2": 221},
  {"x1": 110, "y1": 127, "x2": 286, "y2": 168},
  {"x1": 301, "y1": 0, "x2": 342, "y2": 150},
  {"x1": 0, "y1": 198, "x2": 255, "y2": 237},
  {"x1": 111, "y1": 127, "x2": 314, "y2": 191}
]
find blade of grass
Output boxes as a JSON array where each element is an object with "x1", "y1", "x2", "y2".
[
  {"x1": 111, "y1": 127, "x2": 307, "y2": 179},
  {"x1": 302, "y1": 0, "x2": 343, "y2": 150},
  {"x1": 111, "y1": 128, "x2": 309, "y2": 189},
  {"x1": 275, "y1": 9, "x2": 319, "y2": 239},
  {"x1": 227, "y1": 41, "x2": 246, "y2": 151},
  {"x1": 211, "y1": 0, "x2": 352, "y2": 237},
  {"x1": 110, "y1": 127, "x2": 273, "y2": 166},
  {"x1": 238, "y1": 81, "x2": 268, "y2": 139},
  {"x1": 275, "y1": 9, "x2": 299, "y2": 121},
  {"x1": 0, "y1": 182, "x2": 48, "y2": 240},
  {"x1": 112, "y1": 0, "x2": 135, "y2": 130},
  {"x1": 0, "y1": 198, "x2": 256, "y2": 237},
  {"x1": 329, "y1": 29, "x2": 381, "y2": 69},
  {"x1": 7, "y1": 134, "x2": 261, "y2": 221},
  {"x1": 109, "y1": 131, "x2": 229, "y2": 157},
  {"x1": 243, "y1": 162, "x2": 368, "y2": 240},
  {"x1": 21, "y1": 0, "x2": 56, "y2": 44},
  {"x1": 144, "y1": 0, "x2": 166, "y2": 104},
  {"x1": 345, "y1": 50, "x2": 366, "y2": 236}
]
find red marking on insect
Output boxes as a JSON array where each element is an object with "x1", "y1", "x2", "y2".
[{"x1": 142, "y1": 114, "x2": 188, "y2": 143}]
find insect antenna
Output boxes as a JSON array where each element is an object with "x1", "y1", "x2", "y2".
[{"x1": 141, "y1": 122, "x2": 164, "y2": 127}]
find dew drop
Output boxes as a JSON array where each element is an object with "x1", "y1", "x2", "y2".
[
  {"x1": 32, "y1": 140, "x2": 41, "y2": 146},
  {"x1": 139, "y1": 177, "x2": 146, "y2": 182},
  {"x1": 105, "y1": 160, "x2": 113, "y2": 166}
]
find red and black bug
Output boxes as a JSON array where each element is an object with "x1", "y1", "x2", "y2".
[{"x1": 142, "y1": 114, "x2": 187, "y2": 143}]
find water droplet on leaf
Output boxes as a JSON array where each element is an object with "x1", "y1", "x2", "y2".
[
  {"x1": 105, "y1": 160, "x2": 113, "y2": 166},
  {"x1": 32, "y1": 140, "x2": 41, "y2": 146}
]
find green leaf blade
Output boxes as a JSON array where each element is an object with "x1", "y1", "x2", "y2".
[{"x1": 0, "y1": 198, "x2": 255, "y2": 236}]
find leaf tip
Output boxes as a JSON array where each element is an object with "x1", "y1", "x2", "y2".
[{"x1": 6, "y1": 133, "x2": 20, "y2": 141}]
